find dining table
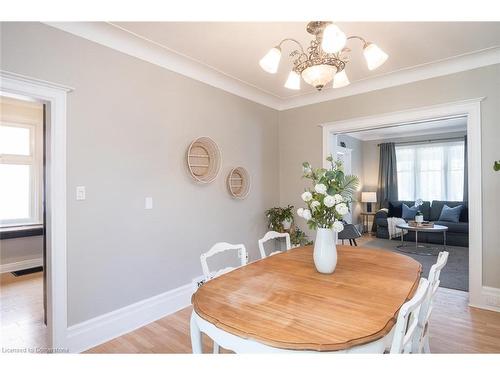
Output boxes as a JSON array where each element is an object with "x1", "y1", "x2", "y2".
[{"x1": 190, "y1": 245, "x2": 422, "y2": 353}]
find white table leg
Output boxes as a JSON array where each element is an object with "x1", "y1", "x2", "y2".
[{"x1": 190, "y1": 311, "x2": 203, "y2": 353}]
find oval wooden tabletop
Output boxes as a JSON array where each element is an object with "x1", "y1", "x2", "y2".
[{"x1": 192, "y1": 245, "x2": 422, "y2": 351}]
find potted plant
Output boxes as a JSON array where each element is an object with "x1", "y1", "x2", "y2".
[
  {"x1": 290, "y1": 227, "x2": 312, "y2": 247},
  {"x1": 297, "y1": 156, "x2": 359, "y2": 274},
  {"x1": 265, "y1": 205, "x2": 294, "y2": 232},
  {"x1": 414, "y1": 198, "x2": 424, "y2": 224}
]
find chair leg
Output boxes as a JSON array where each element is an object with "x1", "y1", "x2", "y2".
[
  {"x1": 213, "y1": 341, "x2": 220, "y2": 354},
  {"x1": 353, "y1": 238, "x2": 357, "y2": 246},
  {"x1": 349, "y1": 239, "x2": 353, "y2": 246}
]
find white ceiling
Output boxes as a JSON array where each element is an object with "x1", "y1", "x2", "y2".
[
  {"x1": 343, "y1": 116, "x2": 467, "y2": 141},
  {"x1": 111, "y1": 22, "x2": 500, "y2": 99}
]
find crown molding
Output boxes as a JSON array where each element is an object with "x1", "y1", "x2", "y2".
[
  {"x1": 43, "y1": 22, "x2": 282, "y2": 109},
  {"x1": 43, "y1": 22, "x2": 500, "y2": 111},
  {"x1": 280, "y1": 47, "x2": 500, "y2": 110}
]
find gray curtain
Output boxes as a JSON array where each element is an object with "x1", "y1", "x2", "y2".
[
  {"x1": 377, "y1": 142, "x2": 399, "y2": 208},
  {"x1": 463, "y1": 135, "x2": 468, "y2": 202}
]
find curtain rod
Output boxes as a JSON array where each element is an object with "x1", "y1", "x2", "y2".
[{"x1": 377, "y1": 136, "x2": 465, "y2": 147}]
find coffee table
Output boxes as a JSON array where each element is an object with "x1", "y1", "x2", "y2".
[{"x1": 395, "y1": 223, "x2": 448, "y2": 256}]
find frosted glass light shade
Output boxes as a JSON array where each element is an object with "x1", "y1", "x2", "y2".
[
  {"x1": 332, "y1": 70, "x2": 350, "y2": 88},
  {"x1": 259, "y1": 47, "x2": 282, "y2": 74},
  {"x1": 301, "y1": 64, "x2": 337, "y2": 90},
  {"x1": 284, "y1": 71, "x2": 301, "y2": 90},
  {"x1": 321, "y1": 24, "x2": 347, "y2": 54},
  {"x1": 363, "y1": 43, "x2": 388, "y2": 70}
]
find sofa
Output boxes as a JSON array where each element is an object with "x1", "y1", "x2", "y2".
[{"x1": 374, "y1": 200, "x2": 469, "y2": 247}]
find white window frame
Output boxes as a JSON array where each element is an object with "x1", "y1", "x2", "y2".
[{"x1": 0, "y1": 120, "x2": 43, "y2": 227}]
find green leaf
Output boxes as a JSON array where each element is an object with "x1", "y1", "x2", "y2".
[{"x1": 338, "y1": 174, "x2": 360, "y2": 200}]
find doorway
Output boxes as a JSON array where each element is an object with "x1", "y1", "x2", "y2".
[
  {"x1": 321, "y1": 98, "x2": 486, "y2": 309},
  {"x1": 0, "y1": 95, "x2": 47, "y2": 350},
  {"x1": 1, "y1": 71, "x2": 70, "y2": 351},
  {"x1": 333, "y1": 117, "x2": 469, "y2": 291}
]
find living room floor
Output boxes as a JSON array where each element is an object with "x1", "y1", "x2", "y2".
[{"x1": 355, "y1": 233, "x2": 468, "y2": 291}]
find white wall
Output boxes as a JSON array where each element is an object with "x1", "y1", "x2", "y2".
[{"x1": 337, "y1": 134, "x2": 364, "y2": 224}]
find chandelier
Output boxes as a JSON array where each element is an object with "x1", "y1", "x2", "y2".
[{"x1": 259, "y1": 21, "x2": 388, "y2": 91}]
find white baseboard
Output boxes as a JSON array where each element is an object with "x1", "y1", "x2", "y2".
[
  {"x1": 469, "y1": 286, "x2": 500, "y2": 313},
  {"x1": 66, "y1": 283, "x2": 193, "y2": 353},
  {"x1": 0, "y1": 258, "x2": 43, "y2": 273}
]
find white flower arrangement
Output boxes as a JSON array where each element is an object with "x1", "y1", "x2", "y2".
[
  {"x1": 297, "y1": 156, "x2": 359, "y2": 232},
  {"x1": 301, "y1": 191, "x2": 312, "y2": 202}
]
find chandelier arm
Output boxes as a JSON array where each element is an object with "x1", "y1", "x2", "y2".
[
  {"x1": 277, "y1": 38, "x2": 306, "y2": 55},
  {"x1": 346, "y1": 35, "x2": 369, "y2": 48}
]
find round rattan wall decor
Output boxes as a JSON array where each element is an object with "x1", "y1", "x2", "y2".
[
  {"x1": 186, "y1": 137, "x2": 222, "y2": 184},
  {"x1": 227, "y1": 167, "x2": 251, "y2": 199}
]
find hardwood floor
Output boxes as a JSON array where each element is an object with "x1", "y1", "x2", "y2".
[
  {"x1": 87, "y1": 287, "x2": 500, "y2": 354},
  {"x1": 2, "y1": 256, "x2": 499, "y2": 354},
  {"x1": 0, "y1": 271, "x2": 48, "y2": 350}
]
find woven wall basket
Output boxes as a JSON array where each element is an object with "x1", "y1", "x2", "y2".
[
  {"x1": 227, "y1": 167, "x2": 251, "y2": 199},
  {"x1": 186, "y1": 137, "x2": 222, "y2": 184}
]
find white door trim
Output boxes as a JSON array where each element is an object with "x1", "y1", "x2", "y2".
[
  {"x1": 321, "y1": 98, "x2": 488, "y2": 310},
  {"x1": 1, "y1": 70, "x2": 72, "y2": 349}
]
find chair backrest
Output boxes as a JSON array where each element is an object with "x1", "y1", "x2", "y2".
[
  {"x1": 258, "y1": 231, "x2": 291, "y2": 259},
  {"x1": 200, "y1": 242, "x2": 248, "y2": 280},
  {"x1": 390, "y1": 278, "x2": 430, "y2": 354},
  {"x1": 411, "y1": 251, "x2": 449, "y2": 353}
]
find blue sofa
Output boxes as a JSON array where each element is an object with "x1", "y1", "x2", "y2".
[{"x1": 374, "y1": 200, "x2": 469, "y2": 247}]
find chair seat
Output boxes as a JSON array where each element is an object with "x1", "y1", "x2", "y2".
[{"x1": 338, "y1": 224, "x2": 362, "y2": 240}]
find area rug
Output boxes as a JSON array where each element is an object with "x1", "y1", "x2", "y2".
[{"x1": 360, "y1": 237, "x2": 468, "y2": 291}]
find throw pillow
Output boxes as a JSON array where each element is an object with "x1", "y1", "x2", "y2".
[
  {"x1": 439, "y1": 204, "x2": 463, "y2": 223},
  {"x1": 402, "y1": 203, "x2": 418, "y2": 220},
  {"x1": 388, "y1": 201, "x2": 401, "y2": 217}
]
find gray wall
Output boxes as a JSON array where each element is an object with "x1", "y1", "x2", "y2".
[
  {"x1": 1, "y1": 22, "x2": 279, "y2": 325},
  {"x1": 0, "y1": 236, "x2": 43, "y2": 266},
  {"x1": 279, "y1": 64, "x2": 500, "y2": 288}
]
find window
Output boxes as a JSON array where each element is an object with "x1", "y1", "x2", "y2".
[
  {"x1": 0, "y1": 122, "x2": 43, "y2": 226},
  {"x1": 396, "y1": 141, "x2": 465, "y2": 202}
]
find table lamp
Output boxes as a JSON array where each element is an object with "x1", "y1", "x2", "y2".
[{"x1": 361, "y1": 192, "x2": 377, "y2": 212}]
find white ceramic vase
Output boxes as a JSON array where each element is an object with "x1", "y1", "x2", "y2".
[{"x1": 313, "y1": 228, "x2": 338, "y2": 274}]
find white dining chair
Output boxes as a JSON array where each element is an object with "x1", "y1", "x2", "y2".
[
  {"x1": 258, "y1": 231, "x2": 291, "y2": 259},
  {"x1": 412, "y1": 251, "x2": 449, "y2": 354},
  {"x1": 200, "y1": 242, "x2": 248, "y2": 354},
  {"x1": 200, "y1": 242, "x2": 248, "y2": 281},
  {"x1": 389, "y1": 277, "x2": 430, "y2": 354}
]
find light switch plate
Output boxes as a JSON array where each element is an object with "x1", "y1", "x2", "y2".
[
  {"x1": 145, "y1": 197, "x2": 153, "y2": 209},
  {"x1": 76, "y1": 186, "x2": 86, "y2": 200}
]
